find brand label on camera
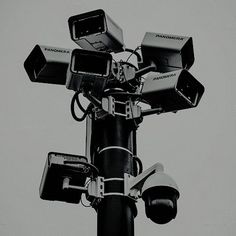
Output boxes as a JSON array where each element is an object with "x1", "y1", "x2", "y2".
[
  {"x1": 153, "y1": 73, "x2": 176, "y2": 81},
  {"x1": 155, "y1": 34, "x2": 185, "y2": 41},
  {"x1": 44, "y1": 48, "x2": 70, "y2": 54}
]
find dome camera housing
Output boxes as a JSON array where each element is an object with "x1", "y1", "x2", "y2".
[{"x1": 142, "y1": 172, "x2": 179, "y2": 224}]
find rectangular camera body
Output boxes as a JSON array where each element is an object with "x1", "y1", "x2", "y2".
[
  {"x1": 142, "y1": 69, "x2": 204, "y2": 113},
  {"x1": 68, "y1": 9, "x2": 125, "y2": 53},
  {"x1": 24, "y1": 45, "x2": 71, "y2": 85},
  {"x1": 66, "y1": 49, "x2": 112, "y2": 99},
  {"x1": 141, "y1": 32, "x2": 194, "y2": 72},
  {"x1": 39, "y1": 152, "x2": 88, "y2": 204}
]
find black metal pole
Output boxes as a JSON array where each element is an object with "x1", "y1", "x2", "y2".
[{"x1": 92, "y1": 102, "x2": 138, "y2": 236}]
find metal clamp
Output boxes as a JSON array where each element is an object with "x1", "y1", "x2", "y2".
[
  {"x1": 88, "y1": 177, "x2": 126, "y2": 198},
  {"x1": 101, "y1": 96, "x2": 115, "y2": 116},
  {"x1": 88, "y1": 176, "x2": 105, "y2": 198},
  {"x1": 101, "y1": 96, "x2": 141, "y2": 119},
  {"x1": 126, "y1": 100, "x2": 141, "y2": 120}
]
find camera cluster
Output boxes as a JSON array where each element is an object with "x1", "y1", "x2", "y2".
[
  {"x1": 24, "y1": 9, "x2": 204, "y2": 115},
  {"x1": 24, "y1": 9, "x2": 205, "y2": 226}
]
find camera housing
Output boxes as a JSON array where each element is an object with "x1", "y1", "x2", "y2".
[
  {"x1": 141, "y1": 69, "x2": 204, "y2": 113},
  {"x1": 24, "y1": 45, "x2": 71, "y2": 85},
  {"x1": 142, "y1": 172, "x2": 179, "y2": 224},
  {"x1": 141, "y1": 32, "x2": 194, "y2": 72},
  {"x1": 39, "y1": 152, "x2": 88, "y2": 204},
  {"x1": 66, "y1": 48, "x2": 112, "y2": 99},
  {"x1": 68, "y1": 9, "x2": 125, "y2": 53}
]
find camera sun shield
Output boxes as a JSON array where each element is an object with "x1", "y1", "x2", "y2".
[
  {"x1": 141, "y1": 32, "x2": 194, "y2": 72},
  {"x1": 66, "y1": 49, "x2": 112, "y2": 98},
  {"x1": 24, "y1": 45, "x2": 71, "y2": 85},
  {"x1": 39, "y1": 152, "x2": 88, "y2": 204},
  {"x1": 68, "y1": 9, "x2": 125, "y2": 53},
  {"x1": 142, "y1": 69, "x2": 204, "y2": 113}
]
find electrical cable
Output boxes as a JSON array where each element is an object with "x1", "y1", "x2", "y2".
[
  {"x1": 133, "y1": 156, "x2": 143, "y2": 174},
  {"x1": 125, "y1": 47, "x2": 142, "y2": 63},
  {"x1": 75, "y1": 92, "x2": 86, "y2": 113},
  {"x1": 71, "y1": 92, "x2": 93, "y2": 122}
]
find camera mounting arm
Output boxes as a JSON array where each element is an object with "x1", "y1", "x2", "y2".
[
  {"x1": 124, "y1": 163, "x2": 164, "y2": 200},
  {"x1": 63, "y1": 177, "x2": 88, "y2": 192}
]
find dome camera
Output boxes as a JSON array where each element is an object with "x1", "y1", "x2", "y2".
[{"x1": 142, "y1": 172, "x2": 179, "y2": 224}]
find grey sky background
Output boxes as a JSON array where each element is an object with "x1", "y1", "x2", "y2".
[{"x1": 0, "y1": 0, "x2": 235, "y2": 235}]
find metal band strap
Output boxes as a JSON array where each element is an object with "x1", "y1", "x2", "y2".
[
  {"x1": 103, "y1": 177, "x2": 125, "y2": 197},
  {"x1": 103, "y1": 178, "x2": 124, "y2": 182},
  {"x1": 99, "y1": 146, "x2": 133, "y2": 155},
  {"x1": 103, "y1": 193, "x2": 124, "y2": 197}
]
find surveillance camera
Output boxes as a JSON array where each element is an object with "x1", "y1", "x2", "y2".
[
  {"x1": 24, "y1": 45, "x2": 71, "y2": 85},
  {"x1": 142, "y1": 172, "x2": 179, "y2": 224},
  {"x1": 141, "y1": 69, "x2": 205, "y2": 113},
  {"x1": 68, "y1": 9, "x2": 125, "y2": 53},
  {"x1": 39, "y1": 152, "x2": 88, "y2": 204},
  {"x1": 141, "y1": 32, "x2": 194, "y2": 72},
  {"x1": 66, "y1": 48, "x2": 112, "y2": 99}
]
